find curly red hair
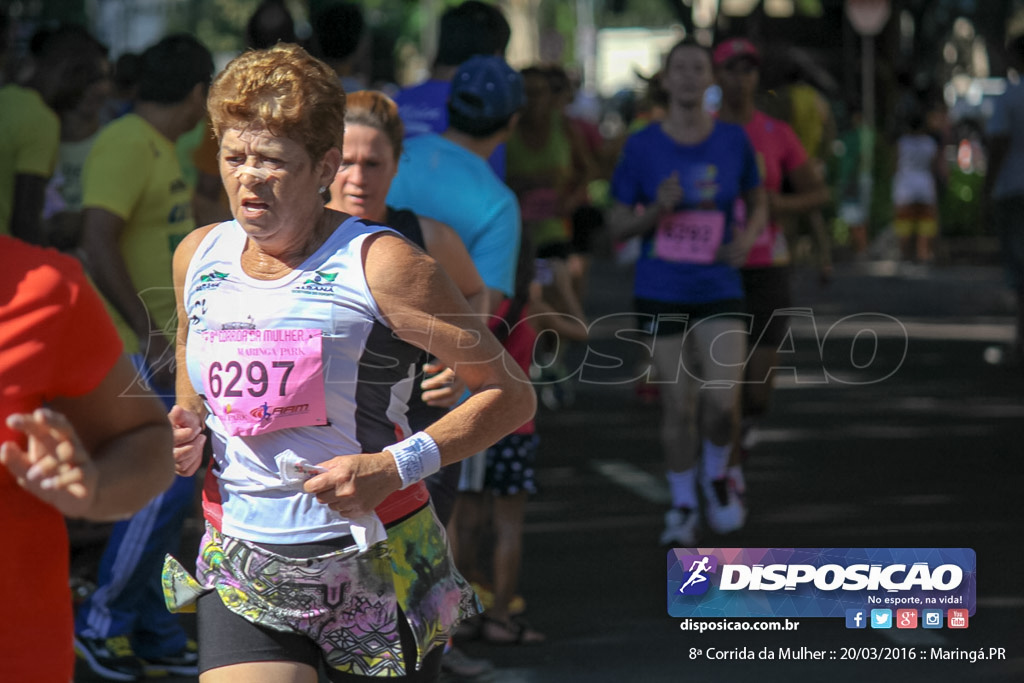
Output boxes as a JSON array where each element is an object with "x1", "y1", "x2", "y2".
[{"x1": 208, "y1": 43, "x2": 345, "y2": 161}]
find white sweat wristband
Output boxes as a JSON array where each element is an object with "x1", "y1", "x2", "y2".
[{"x1": 385, "y1": 432, "x2": 442, "y2": 489}]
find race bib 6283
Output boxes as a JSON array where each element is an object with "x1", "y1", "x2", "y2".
[{"x1": 654, "y1": 210, "x2": 725, "y2": 264}]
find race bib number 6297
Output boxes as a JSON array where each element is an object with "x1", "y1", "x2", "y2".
[{"x1": 198, "y1": 328, "x2": 328, "y2": 437}]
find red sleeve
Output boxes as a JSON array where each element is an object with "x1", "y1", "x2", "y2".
[{"x1": 48, "y1": 256, "x2": 123, "y2": 399}]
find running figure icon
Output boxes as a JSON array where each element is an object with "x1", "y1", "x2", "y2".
[{"x1": 679, "y1": 556, "x2": 712, "y2": 594}]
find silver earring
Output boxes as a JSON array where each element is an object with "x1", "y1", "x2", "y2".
[{"x1": 319, "y1": 186, "x2": 327, "y2": 194}]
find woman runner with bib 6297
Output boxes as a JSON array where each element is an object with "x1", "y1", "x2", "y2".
[{"x1": 165, "y1": 44, "x2": 535, "y2": 683}]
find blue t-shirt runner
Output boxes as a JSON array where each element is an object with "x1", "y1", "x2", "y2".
[{"x1": 611, "y1": 120, "x2": 760, "y2": 316}]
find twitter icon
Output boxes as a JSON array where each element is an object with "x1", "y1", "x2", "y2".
[{"x1": 870, "y1": 609, "x2": 892, "y2": 629}]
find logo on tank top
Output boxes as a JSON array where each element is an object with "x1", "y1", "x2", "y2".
[
  {"x1": 695, "y1": 165, "x2": 719, "y2": 204},
  {"x1": 293, "y1": 270, "x2": 339, "y2": 297},
  {"x1": 195, "y1": 270, "x2": 230, "y2": 292}
]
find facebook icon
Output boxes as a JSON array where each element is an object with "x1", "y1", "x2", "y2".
[{"x1": 846, "y1": 609, "x2": 867, "y2": 629}]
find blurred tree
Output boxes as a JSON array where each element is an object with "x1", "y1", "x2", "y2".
[
  {"x1": 600, "y1": 0, "x2": 692, "y2": 33},
  {"x1": 39, "y1": 0, "x2": 86, "y2": 24},
  {"x1": 186, "y1": 0, "x2": 296, "y2": 55},
  {"x1": 794, "y1": 0, "x2": 823, "y2": 16}
]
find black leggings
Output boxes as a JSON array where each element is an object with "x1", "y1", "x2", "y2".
[{"x1": 197, "y1": 586, "x2": 443, "y2": 681}]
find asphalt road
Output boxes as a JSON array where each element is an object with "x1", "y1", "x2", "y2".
[{"x1": 75, "y1": 256, "x2": 1024, "y2": 683}]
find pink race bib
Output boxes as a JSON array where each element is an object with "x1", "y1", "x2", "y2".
[
  {"x1": 654, "y1": 210, "x2": 725, "y2": 264},
  {"x1": 519, "y1": 188, "x2": 560, "y2": 222},
  {"x1": 198, "y1": 328, "x2": 328, "y2": 437}
]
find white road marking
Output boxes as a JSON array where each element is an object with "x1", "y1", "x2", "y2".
[{"x1": 590, "y1": 459, "x2": 669, "y2": 504}]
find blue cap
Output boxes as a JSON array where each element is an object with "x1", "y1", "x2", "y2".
[{"x1": 448, "y1": 55, "x2": 524, "y2": 127}]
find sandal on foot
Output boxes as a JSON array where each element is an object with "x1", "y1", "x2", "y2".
[{"x1": 480, "y1": 615, "x2": 545, "y2": 645}]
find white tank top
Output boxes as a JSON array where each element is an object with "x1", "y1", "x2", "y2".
[{"x1": 183, "y1": 217, "x2": 421, "y2": 543}]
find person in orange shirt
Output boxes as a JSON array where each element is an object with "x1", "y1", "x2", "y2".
[{"x1": 0, "y1": 235, "x2": 174, "y2": 683}]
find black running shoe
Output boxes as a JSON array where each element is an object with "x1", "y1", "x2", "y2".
[
  {"x1": 74, "y1": 635, "x2": 143, "y2": 682},
  {"x1": 139, "y1": 638, "x2": 199, "y2": 677}
]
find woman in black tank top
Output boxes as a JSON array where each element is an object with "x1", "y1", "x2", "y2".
[{"x1": 327, "y1": 91, "x2": 489, "y2": 525}]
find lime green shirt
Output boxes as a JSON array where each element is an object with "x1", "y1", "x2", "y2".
[
  {"x1": 83, "y1": 114, "x2": 194, "y2": 350},
  {"x1": 0, "y1": 84, "x2": 60, "y2": 234},
  {"x1": 506, "y1": 117, "x2": 573, "y2": 250}
]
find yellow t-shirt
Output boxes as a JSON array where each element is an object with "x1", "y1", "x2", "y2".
[
  {"x1": 0, "y1": 84, "x2": 60, "y2": 234},
  {"x1": 789, "y1": 83, "x2": 827, "y2": 160},
  {"x1": 82, "y1": 114, "x2": 194, "y2": 350}
]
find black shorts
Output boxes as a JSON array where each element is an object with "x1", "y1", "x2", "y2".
[
  {"x1": 536, "y1": 240, "x2": 573, "y2": 260},
  {"x1": 635, "y1": 297, "x2": 746, "y2": 338},
  {"x1": 571, "y1": 204, "x2": 604, "y2": 254},
  {"x1": 741, "y1": 266, "x2": 792, "y2": 347},
  {"x1": 484, "y1": 433, "x2": 539, "y2": 496}
]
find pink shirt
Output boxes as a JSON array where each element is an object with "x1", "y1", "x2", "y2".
[
  {"x1": 490, "y1": 298, "x2": 536, "y2": 435},
  {"x1": 735, "y1": 110, "x2": 808, "y2": 267}
]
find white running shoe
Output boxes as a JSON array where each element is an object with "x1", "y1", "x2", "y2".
[
  {"x1": 660, "y1": 507, "x2": 699, "y2": 546},
  {"x1": 740, "y1": 420, "x2": 759, "y2": 453},
  {"x1": 704, "y1": 477, "x2": 746, "y2": 534}
]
